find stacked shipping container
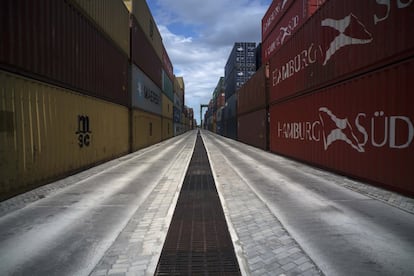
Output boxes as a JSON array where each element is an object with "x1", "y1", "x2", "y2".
[
  {"x1": 268, "y1": 0, "x2": 414, "y2": 104},
  {"x1": 237, "y1": 66, "x2": 268, "y2": 150},
  {"x1": 0, "y1": 0, "x2": 193, "y2": 200},
  {"x1": 0, "y1": 0, "x2": 130, "y2": 199},
  {"x1": 262, "y1": 0, "x2": 325, "y2": 64},
  {"x1": 210, "y1": 0, "x2": 413, "y2": 196},
  {"x1": 129, "y1": 0, "x2": 185, "y2": 149},
  {"x1": 266, "y1": 0, "x2": 414, "y2": 195},
  {"x1": 0, "y1": 0, "x2": 130, "y2": 107},
  {"x1": 270, "y1": 58, "x2": 414, "y2": 195}
]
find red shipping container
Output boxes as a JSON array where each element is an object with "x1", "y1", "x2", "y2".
[
  {"x1": 131, "y1": 16, "x2": 162, "y2": 89},
  {"x1": 162, "y1": 45, "x2": 174, "y2": 81},
  {"x1": 216, "y1": 93, "x2": 225, "y2": 109},
  {"x1": 0, "y1": 0, "x2": 129, "y2": 107},
  {"x1": 238, "y1": 109, "x2": 268, "y2": 151},
  {"x1": 262, "y1": 0, "x2": 325, "y2": 64},
  {"x1": 262, "y1": 0, "x2": 294, "y2": 41},
  {"x1": 269, "y1": 0, "x2": 414, "y2": 104},
  {"x1": 269, "y1": 58, "x2": 414, "y2": 196},
  {"x1": 238, "y1": 66, "x2": 267, "y2": 115},
  {"x1": 262, "y1": 0, "x2": 325, "y2": 41}
]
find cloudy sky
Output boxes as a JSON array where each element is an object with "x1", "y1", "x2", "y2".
[{"x1": 146, "y1": 0, "x2": 272, "y2": 124}]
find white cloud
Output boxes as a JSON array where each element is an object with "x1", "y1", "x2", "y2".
[{"x1": 149, "y1": 0, "x2": 271, "y2": 123}]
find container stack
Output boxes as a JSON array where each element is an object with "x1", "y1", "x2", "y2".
[
  {"x1": 237, "y1": 66, "x2": 268, "y2": 150},
  {"x1": 268, "y1": 0, "x2": 414, "y2": 195},
  {"x1": 204, "y1": 78, "x2": 225, "y2": 134},
  {"x1": 262, "y1": 0, "x2": 325, "y2": 64},
  {"x1": 173, "y1": 76, "x2": 185, "y2": 136},
  {"x1": 0, "y1": 0, "x2": 192, "y2": 200},
  {"x1": 130, "y1": 0, "x2": 164, "y2": 150},
  {"x1": 205, "y1": 0, "x2": 413, "y2": 196},
  {"x1": 0, "y1": 0, "x2": 130, "y2": 200}
]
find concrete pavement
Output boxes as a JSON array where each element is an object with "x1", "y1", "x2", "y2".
[{"x1": 1, "y1": 129, "x2": 413, "y2": 275}]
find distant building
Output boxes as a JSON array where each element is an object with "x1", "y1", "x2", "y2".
[{"x1": 224, "y1": 42, "x2": 256, "y2": 100}]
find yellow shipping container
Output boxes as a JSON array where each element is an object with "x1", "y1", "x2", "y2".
[
  {"x1": 70, "y1": 0, "x2": 130, "y2": 57},
  {"x1": 0, "y1": 70, "x2": 129, "y2": 200},
  {"x1": 161, "y1": 94, "x2": 173, "y2": 120},
  {"x1": 162, "y1": 118, "x2": 173, "y2": 141},
  {"x1": 131, "y1": 109, "x2": 162, "y2": 151},
  {"x1": 131, "y1": 0, "x2": 163, "y2": 60}
]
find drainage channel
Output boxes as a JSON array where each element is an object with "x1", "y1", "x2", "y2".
[{"x1": 155, "y1": 132, "x2": 241, "y2": 275}]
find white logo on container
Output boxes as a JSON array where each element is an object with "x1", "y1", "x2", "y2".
[
  {"x1": 319, "y1": 107, "x2": 367, "y2": 152},
  {"x1": 277, "y1": 107, "x2": 414, "y2": 152},
  {"x1": 321, "y1": 13, "x2": 373, "y2": 65}
]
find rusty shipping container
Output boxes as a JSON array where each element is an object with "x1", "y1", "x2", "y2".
[
  {"x1": 131, "y1": 109, "x2": 162, "y2": 151},
  {"x1": 131, "y1": 16, "x2": 163, "y2": 89},
  {"x1": 0, "y1": 70, "x2": 129, "y2": 200},
  {"x1": 262, "y1": 0, "x2": 292, "y2": 41},
  {"x1": 216, "y1": 92, "x2": 225, "y2": 109},
  {"x1": 131, "y1": 0, "x2": 163, "y2": 60},
  {"x1": 238, "y1": 109, "x2": 268, "y2": 151},
  {"x1": 262, "y1": 0, "x2": 324, "y2": 63},
  {"x1": 163, "y1": 45, "x2": 174, "y2": 81},
  {"x1": 238, "y1": 66, "x2": 267, "y2": 115},
  {"x1": 0, "y1": 0, "x2": 129, "y2": 107},
  {"x1": 262, "y1": 0, "x2": 325, "y2": 41},
  {"x1": 269, "y1": 58, "x2": 414, "y2": 196},
  {"x1": 68, "y1": 0, "x2": 130, "y2": 57},
  {"x1": 269, "y1": 0, "x2": 414, "y2": 104},
  {"x1": 131, "y1": 64, "x2": 162, "y2": 115}
]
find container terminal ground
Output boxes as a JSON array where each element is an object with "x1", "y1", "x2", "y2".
[{"x1": 0, "y1": 130, "x2": 413, "y2": 276}]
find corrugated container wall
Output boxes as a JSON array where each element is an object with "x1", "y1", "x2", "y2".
[
  {"x1": 256, "y1": 43, "x2": 263, "y2": 70},
  {"x1": 174, "y1": 76, "x2": 185, "y2": 108},
  {"x1": 225, "y1": 93, "x2": 238, "y2": 120},
  {"x1": 262, "y1": 0, "x2": 292, "y2": 41},
  {"x1": 131, "y1": 64, "x2": 162, "y2": 115},
  {"x1": 222, "y1": 93, "x2": 238, "y2": 140},
  {"x1": 162, "y1": 45, "x2": 174, "y2": 81},
  {"x1": 224, "y1": 42, "x2": 257, "y2": 100},
  {"x1": 0, "y1": 0, "x2": 129, "y2": 107},
  {"x1": 262, "y1": 0, "x2": 316, "y2": 64},
  {"x1": 131, "y1": 109, "x2": 162, "y2": 151},
  {"x1": 223, "y1": 117, "x2": 238, "y2": 140},
  {"x1": 173, "y1": 93, "x2": 183, "y2": 111},
  {"x1": 162, "y1": 94, "x2": 173, "y2": 120},
  {"x1": 131, "y1": 0, "x2": 163, "y2": 60},
  {"x1": 269, "y1": 58, "x2": 414, "y2": 196},
  {"x1": 238, "y1": 66, "x2": 267, "y2": 115},
  {"x1": 262, "y1": 0, "x2": 325, "y2": 41},
  {"x1": 68, "y1": 0, "x2": 130, "y2": 57},
  {"x1": 162, "y1": 70, "x2": 174, "y2": 102},
  {"x1": 238, "y1": 109, "x2": 268, "y2": 151},
  {"x1": 173, "y1": 106, "x2": 181, "y2": 123},
  {"x1": 0, "y1": 70, "x2": 129, "y2": 200},
  {"x1": 162, "y1": 118, "x2": 173, "y2": 140},
  {"x1": 131, "y1": 16, "x2": 162, "y2": 89},
  {"x1": 216, "y1": 93, "x2": 225, "y2": 109},
  {"x1": 269, "y1": 0, "x2": 414, "y2": 104}
]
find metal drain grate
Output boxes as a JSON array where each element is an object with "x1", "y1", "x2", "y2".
[{"x1": 155, "y1": 132, "x2": 241, "y2": 275}]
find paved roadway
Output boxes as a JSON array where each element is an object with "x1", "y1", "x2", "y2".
[
  {"x1": 202, "y1": 130, "x2": 414, "y2": 276},
  {"x1": 0, "y1": 132, "x2": 196, "y2": 276},
  {"x1": 1, "y1": 129, "x2": 413, "y2": 275}
]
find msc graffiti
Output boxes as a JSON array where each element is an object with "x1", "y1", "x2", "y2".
[{"x1": 76, "y1": 115, "x2": 92, "y2": 148}]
